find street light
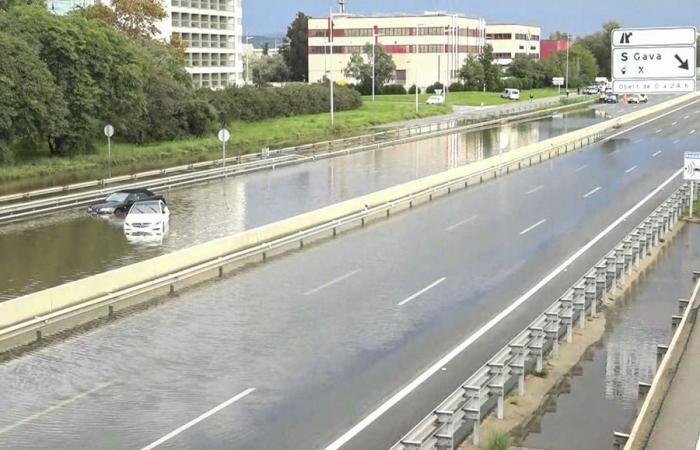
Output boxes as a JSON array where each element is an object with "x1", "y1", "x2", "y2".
[
  {"x1": 415, "y1": 23, "x2": 425, "y2": 113},
  {"x1": 565, "y1": 33, "x2": 570, "y2": 94},
  {"x1": 371, "y1": 26, "x2": 380, "y2": 102},
  {"x1": 244, "y1": 36, "x2": 253, "y2": 85}
]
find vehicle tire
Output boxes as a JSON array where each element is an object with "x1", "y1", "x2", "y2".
[{"x1": 114, "y1": 207, "x2": 127, "y2": 218}]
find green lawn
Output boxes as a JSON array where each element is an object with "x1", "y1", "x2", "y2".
[{"x1": 365, "y1": 88, "x2": 563, "y2": 106}]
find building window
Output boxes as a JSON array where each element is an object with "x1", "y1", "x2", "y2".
[
  {"x1": 486, "y1": 33, "x2": 512, "y2": 40},
  {"x1": 519, "y1": 45, "x2": 524, "y2": 50},
  {"x1": 395, "y1": 69, "x2": 406, "y2": 84},
  {"x1": 515, "y1": 33, "x2": 528, "y2": 40},
  {"x1": 345, "y1": 28, "x2": 372, "y2": 37},
  {"x1": 530, "y1": 46, "x2": 536, "y2": 50},
  {"x1": 417, "y1": 27, "x2": 442, "y2": 36},
  {"x1": 494, "y1": 52, "x2": 512, "y2": 59},
  {"x1": 531, "y1": 35, "x2": 540, "y2": 40}
]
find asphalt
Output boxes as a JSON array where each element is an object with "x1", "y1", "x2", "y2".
[
  {"x1": 0, "y1": 96, "x2": 698, "y2": 450},
  {"x1": 0, "y1": 108, "x2": 607, "y2": 300}
]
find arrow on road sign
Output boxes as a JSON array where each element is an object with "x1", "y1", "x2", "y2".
[
  {"x1": 675, "y1": 54, "x2": 690, "y2": 70},
  {"x1": 620, "y1": 32, "x2": 632, "y2": 44}
]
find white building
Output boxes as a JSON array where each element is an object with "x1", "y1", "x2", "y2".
[
  {"x1": 47, "y1": 0, "x2": 244, "y2": 89},
  {"x1": 485, "y1": 24, "x2": 541, "y2": 66},
  {"x1": 307, "y1": 12, "x2": 487, "y2": 89}
]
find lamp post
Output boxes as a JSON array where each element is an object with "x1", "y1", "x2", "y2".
[
  {"x1": 415, "y1": 23, "x2": 424, "y2": 113},
  {"x1": 329, "y1": 9, "x2": 335, "y2": 127},
  {"x1": 371, "y1": 26, "x2": 379, "y2": 102},
  {"x1": 565, "y1": 33, "x2": 570, "y2": 93},
  {"x1": 244, "y1": 36, "x2": 253, "y2": 85}
]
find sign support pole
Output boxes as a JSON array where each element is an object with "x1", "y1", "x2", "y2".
[{"x1": 691, "y1": 182, "x2": 694, "y2": 218}]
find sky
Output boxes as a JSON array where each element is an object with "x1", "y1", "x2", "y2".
[{"x1": 243, "y1": 0, "x2": 700, "y2": 38}]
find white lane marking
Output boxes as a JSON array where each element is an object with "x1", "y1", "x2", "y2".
[
  {"x1": 674, "y1": 139, "x2": 681, "y2": 144},
  {"x1": 0, "y1": 380, "x2": 117, "y2": 435},
  {"x1": 140, "y1": 388, "x2": 255, "y2": 450},
  {"x1": 691, "y1": 130, "x2": 696, "y2": 135},
  {"x1": 633, "y1": 139, "x2": 644, "y2": 144},
  {"x1": 672, "y1": 121, "x2": 678, "y2": 126},
  {"x1": 304, "y1": 269, "x2": 360, "y2": 296},
  {"x1": 575, "y1": 164, "x2": 588, "y2": 172},
  {"x1": 652, "y1": 150, "x2": 662, "y2": 158},
  {"x1": 602, "y1": 99, "x2": 700, "y2": 143},
  {"x1": 655, "y1": 129, "x2": 662, "y2": 134},
  {"x1": 685, "y1": 115, "x2": 690, "y2": 119},
  {"x1": 609, "y1": 149, "x2": 620, "y2": 155},
  {"x1": 524, "y1": 185, "x2": 545, "y2": 195},
  {"x1": 519, "y1": 219, "x2": 547, "y2": 235},
  {"x1": 445, "y1": 215, "x2": 478, "y2": 232},
  {"x1": 323, "y1": 168, "x2": 682, "y2": 450},
  {"x1": 583, "y1": 187, "x2": 602, "y2": 198},
  {"x1": 397, "y1": 277, "x2": 447, "y2": 306},
  {"x1": 625, "y1": 165, "x2": 638, "y2": 174}
]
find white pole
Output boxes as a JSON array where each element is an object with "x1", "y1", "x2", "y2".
[
  {"x1": 565, "y1": 34, "x2": 570, "y2": 93},
  {"x1": 222, "y1": 139, "x2": 226, "y2": 176},
  {"x1": 691, "y1": 182, "x2": 695, "y2": 218},
  {"x1": 372, "y1": 38, "x2": 375, "y2": 101},
  {"x1": 107, "y1": 135, "x2": 112, "y2": 178},
  {"x1": 329, "y1": 10, "x2": 335, "y2": 127}
]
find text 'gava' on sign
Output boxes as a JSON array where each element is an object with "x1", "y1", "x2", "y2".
[{"x1": 612, "y1": 46, "x2": 696, "y2": 79}]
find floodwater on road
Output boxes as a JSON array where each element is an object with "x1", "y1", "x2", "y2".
[
  {"x1": 520, "y1": 224, "x2": 700, "y2": 450},
  {"x1": 0, "y1": 110, "x2": 604, "y2": 300}
]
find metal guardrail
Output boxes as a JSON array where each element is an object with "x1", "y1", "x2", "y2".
[
  {"x1": 388, "y1": 182, "x2": 692, "y2": 450},
  {"x1": 0, "y1": 127, "x2": 604, "y2": 351},
  {"x1": 0, "y1": 97, "x2": 593, "y2": 224}
]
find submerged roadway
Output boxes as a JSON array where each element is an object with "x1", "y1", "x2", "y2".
[{"x1": 0, "y1": 96, "x2": 698, "y2": 450}]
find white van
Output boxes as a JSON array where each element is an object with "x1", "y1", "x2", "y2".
[{"x1": 501, "y1": 88, "x2": 520, "y2": 100}]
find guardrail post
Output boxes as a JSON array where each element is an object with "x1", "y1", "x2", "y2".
[
  {"x1": 435, "y1": 410, "x2": 455, "y2": 450},
  {"x1": 561, "y1": 296, "x2": 574, "y2": 343},
  {"x1": 595, "y1": 264, "x2": 607, "y2": 301},
  {"x1": 630, "y1": 231, "x2": 641, "y2": 267},
  {"x1": 671, "y1": 315, "x2": 682, "y2": 331},
  {"x1": 605, "y1": 255, "x2": 617, "y2": 294},
  {"x1": 488, "y1": 363, "x2": 506, "y2": 419},
  {"x1": 584, "y1": 277, "x2": 596, "y2": 315},
  {"x1": 545, "y1": 312, "x2": 561, "y2": 359},
  {"x1": 510, "y1": 344, "x2": 526, "y2": 395},
  {"x1": 462, "y1": 386, "x2": 482, "y2": 446},
  {"x1": 615, "y1": 246, "x2": 625, "y2": 286},
  {"x1": 657, "y1": 344, "x2": 669, "y2": 368},
  {"x1": 679, "y1": 298, "x2": 690, "y2": 315},
  {"x1": 574, "y1": 293, "x2": 586, "y2": 329},
  {"x1": 638, "y1": 381, "x2": 652, "y2": 399},
  {"x1": 623, "y1": 239, "x2": 633, "y2": 275},
  {"x1": 639, "y1": 227, "x2": 649, "y2": 259},
  {"x1": 613, "y1": 431, "x2": 630, "y2": 449},
  {"x1": 400, "y1": 440, "x2": 421, "y2": 450},
  {"x1": 573, "y1": 285, "x2": 586, "y2": 317},
  {"x1": 528, "y1": 327, "x2": 545, "y2": 372}
]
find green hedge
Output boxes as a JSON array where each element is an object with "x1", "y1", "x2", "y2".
[{"x1": 205, "y1": 83, "x2": 362, "y2": 124}]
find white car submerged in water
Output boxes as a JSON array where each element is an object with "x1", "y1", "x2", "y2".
[{"x1": 123, "y1": 199, "x2": 170, "y2": 237}]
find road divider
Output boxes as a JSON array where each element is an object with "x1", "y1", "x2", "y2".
[{"x1": 0, "y1": 91, "x2": 698, "y2": 354}]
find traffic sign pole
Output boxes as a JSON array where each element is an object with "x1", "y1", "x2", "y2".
[
  {"x1": 103, "y1": 124, "x2": 115, "y2": 179},
  {"x1": 217, "y1": 128, "x2": 231, "y2": 177},
  {"x1": 691, "y1": 182, "x2": 694, "y2": 218}
]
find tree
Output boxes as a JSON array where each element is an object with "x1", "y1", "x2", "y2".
[
  {"x1": 543, "y1": 43, "x2": 598, "y2": 88},
  {"x1": 262, "y1": 42, "x2": 269, "y2": 55},
  {"x1": 110, "y1": 0, "x2": 166, "y2": 39},
  {"x1": 548, "y1": 31, "x2": 570, "y2": 40},
  {"x1": 458, "y1": 55, "x2": 485, "y2": 91},
  {"x1": 577, "y1": 21, "x2": 620, "y2": 78},
  {"x1": 697, "y1": 37, "x2": 700, "y2": 67},
  {"x1": 280, "y1": 12, "x2": 309, "y2": 82},
  {"x1": 479, "y1": 45, "x2": 502, "y2": 91},
  {"x1": 344, "y1": 43, "x2": 396, "y2": 94},
  {"x1": 250, "y1": 53, "x2": 290, "y2": 86}
]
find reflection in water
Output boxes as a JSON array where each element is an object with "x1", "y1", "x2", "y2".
[
  {"x1": 0, "y1": 110, "x2": 603, "y2": 299},
  {"x1": 521, "y1": 225, "x2": 700, "y2": 450}
]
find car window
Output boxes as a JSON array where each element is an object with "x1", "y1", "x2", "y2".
[
  {"x1": 130, "y1": 202, "x2": 160, "y2": 215},
  {"x1": 105, "y1": 192, "x2": 129, "y2": 203}
]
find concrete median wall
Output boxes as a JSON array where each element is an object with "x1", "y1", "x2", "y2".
[{"x1": 1, "y1": 91, "x2": 699, "y2": 334}]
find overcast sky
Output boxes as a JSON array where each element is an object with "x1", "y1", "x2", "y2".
[{"x1": 243, "y1": 0, "x2": 700, "y2": 37}]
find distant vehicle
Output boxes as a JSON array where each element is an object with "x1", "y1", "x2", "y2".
[
  {"x1": 426, "y1": 95, "x2": 445, "y2": 105},
  {"x1": 501, "y1": 88, "x2": 520, "y2": 100},
  {"x1": 87, "y1": 188, "x2": 160, "y2": 217},
  {"x1": 605, "y1": 93, "x2": 619, "y2": 104},
  {"x1": 123, "y1": 199, "x2": 170, "y2": 236},
  {"x1": 629, "y1": 94, "x2": 648, "y2": 104},
  {"x1": 584, "y1": 85, "x2": 599, "y2": 95}
]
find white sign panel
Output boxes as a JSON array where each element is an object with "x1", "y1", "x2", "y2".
[
  {"x1": 611, "y1": 26, "x2": 697, "y2": 94},
  {"x1": 103, "y1": 124, "x2": 114, "y2": 138},
  {"x1": 217, "y1": 128, "x2": 231, "y2": 143},
  {"x1": 684, "y1": 152, "x2": 700, "y2": 181},
  {"x1": 612, "y1": 27, "x2": 696, "y2": 47},
  {"x1": 612, "y1": 46, "x2": 696, "y2": 79},
  {"x1": 552, "y1": 77, "x2": 565, "y2": 86}
]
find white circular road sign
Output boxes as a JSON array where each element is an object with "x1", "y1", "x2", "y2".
[
  {"x1": 218, "y1": 128, "x2": 231, "y2": 143},
  {"x1": 104, "y1": 124, "x2": 115, "y2": 138}
]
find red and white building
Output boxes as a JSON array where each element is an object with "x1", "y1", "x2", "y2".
[
  {"x1": 540, "y1": 39, "x2": 573, "y2": 61},
  {"x1": 307, "y1": 12, "x2": 487, "y2": 89}
]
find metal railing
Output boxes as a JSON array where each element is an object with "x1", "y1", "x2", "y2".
[
  {"x1": 0, "y1": 97, "x2": 592, "y2": 219},
  {"x1": 0, "y1": 128, "x2": 605, "y2": 351},
  {"x1": 389, "y1": 182, "x2": 692, "y2": 450}
]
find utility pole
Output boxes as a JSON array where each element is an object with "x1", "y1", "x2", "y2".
[
  {"x1": 329, "y1": 9, "x2": 335, "y2": 127},
  {"x1": 565, "y1": 33, "x2": 570, "y2": 93},
  {"x1": 372, "y1": 27, "x2": 376, "y2": 102}
]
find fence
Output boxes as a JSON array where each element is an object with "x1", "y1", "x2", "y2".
[{"x1": 389, "y1": 182, "x2": 693, "y2": 450}]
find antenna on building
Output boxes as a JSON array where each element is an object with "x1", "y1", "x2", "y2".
[{"x1": 338, "y1": 0, "x2": 346, "y2": 14}]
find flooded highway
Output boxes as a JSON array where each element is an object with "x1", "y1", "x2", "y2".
[{"x1": 0, "y1": 109, "x2": 605, "y2": 299}]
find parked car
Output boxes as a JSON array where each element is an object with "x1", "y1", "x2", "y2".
[
  {"x1": 605, "y1": 93, "x2": 619, "y2": 104},
  {"x1": 584, "y1": 85, "x2": 599, "y2": 95},
  {"x1": 87, "y1": 188, "x2": 161, "y2": 217},
  {"x1": 426, "y1": 95, "x2": 445, "y2": 105},
  {"x1": 123, "y1": 199, "x2": 170, "y2": 236},
  {"x1": 501, "y1": 88, "x2": 520, "y2": 100}
]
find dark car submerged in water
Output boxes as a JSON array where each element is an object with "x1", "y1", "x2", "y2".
[{"x1": 86, "y1": 188, "x2": 162, "y2": 217}]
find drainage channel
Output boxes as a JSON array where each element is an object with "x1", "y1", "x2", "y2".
[{"x1": 517, "y1": 223, "x2": 700, "y2": 450}]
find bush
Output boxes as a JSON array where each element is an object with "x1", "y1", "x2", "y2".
[
  {"x1": 449, "y1": 81, "x2": 465, "y2": 92},
  {"x1": 381, "y1": 84, "x2": 407, "y2": 95},
  {"x1": 407, "y1": 84, "x2": 421, "y2": 95},
  {"x1": 486, "y1": 431, "x2": 511, "y2": 450},
  {"x1": 425, "y1": 81, "x2": 445, "y2": 94}
]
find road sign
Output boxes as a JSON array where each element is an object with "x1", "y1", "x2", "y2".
[
  {"x1": 611, "y1": 26, "x2": 697, "y2": 94},
  {"x1": 684, "y1": 152, "x2": 700, "y2": 181},
  {"x1": 217, "y1": 128, "x2": 231, "y2": 143},
  {"x1": 103, "y1": 124, "x2": 114, "y2": 138},
  {"x1": 552, "y1": 77, "x2": 565, "y2": 86}
]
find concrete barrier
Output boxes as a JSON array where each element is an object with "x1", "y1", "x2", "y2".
[{"x1": 1, "y1": 91, "x2": 699, "y2": 349}]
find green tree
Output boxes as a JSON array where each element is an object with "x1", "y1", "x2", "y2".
[
  {"x1": 344, "y1": 43, "x2": 396, "y2": 95},
  {"x1": 577, "y1": 21, "x2": 620, "y2": 78},
  {"x1": 250, "y1": 53, "x2": 291, "y2": 86},
  {"x1": 548, "y1": 31, "x2": 570, "y2": 40},
  {"x1": 0, "y1": 31, "x2": 68, "y2": 162},
  {"x1": 543, "y1": 43, "x2": 598, "y2": 88},
  {"x1": 110, "y1": 0, "x2": 166, "y2": 39},
  {"x1": 479, "y1": 45, "x2": 502, "y2": 91},
  {"x1": 458, "y1": 55, "x2": 485, "y2": 90},
  {"x1": 280, "y1": 11, "x2": 309, "y2": 81}
]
